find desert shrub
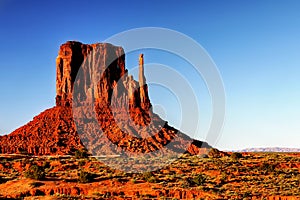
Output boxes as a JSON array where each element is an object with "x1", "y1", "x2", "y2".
[
  {"x1": 142, "y1": 172, "x2": 152, "y2": 180},
  {"x1": 220, "y1": 172, "x2": 228, "y2": 183},
  {"x1": 260, "y1": 162, "x2": 276, "y2": 173},
  {"x1": 42, "y1": 161, "x2": 51, "y2": 169},
  {"x1": 78, "y1": 170, "x2": 94, "y2": 183},
  {"x1": 179, "y1": 179, "x2": 190, "y2": 188},
  {"x1": 103, "y1": 192, "x2": 112, "y2": 198},
  {"x1": 192, "y1": 174, "x2": 206, "y2": 185},
  {"x1": 142, "y1": 172, "x2": 157, "y2": 183},
  {"x1": 243, "y1": 191, "x2": 252, "y2": 198},
  {"x1": 198, "y1": 154, "x2": 209, "y2": 158},
  {"x1": 188, "y1": 174, "x2": 206, "y2": 186},
  {"x1": 147, "y1": 176, "x2": 157, "y2": 183},
  {"x1": 75, "y1": 149, "x2": 88, "y2": 159},
  {"x1": 213, "y1": 159, "x2": 224, "y2": 169},
  {"x1": 78, "y1": 160, "x2": 86, "y2": 166},
  {"x1": 107, "y1": 172, "x2": 113, "y2": 178},
  {"x1": 131, "y1": 178, "x2": 137, "y2": 183},
  {"x1": 231, "y1": 152, "x2": 243, "y2": 160},
  {"x1": 0, "y1": 159, "x2": 7, "y2": 164},
  {"x1": 25, "y1": 164, "x2": 46, "y2": 180},
  {"x1": 208, "y1": 148, "x2": 221, "y2": 158}
]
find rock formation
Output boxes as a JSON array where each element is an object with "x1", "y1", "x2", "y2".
[
  {"x1": 55, "y1": 42, "x2": 126, "y2": 107},
  {"x1": 138, "y1": 54, "x2": 151, "y2": 111},
  {"x1": 0, "y1": 41, "x2": 210, "y2": 156}
]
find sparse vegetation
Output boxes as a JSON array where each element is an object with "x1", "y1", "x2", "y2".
[
  {"x1": 78, "y1": 170, "x2": 94, "y2": 183},
  {"x1": 142, "y1": 172, "x2": 157, "y2": 183},
  {"x1": 24, "y1": 164, "x2": 46, "y2": 180},
  {"x1": 74, "y1": 149, "x2": 89, "y2": 159},
  {"x1": 208, "y1": 148, "x2": 221, "y2": 158},
  {"x1": 190, "y1": 173, "x2": 207, "y2": 186},
  {"x1": 231, "y1": 152, "x2": 243, "y2": 160},
  {"x1": 0, "y1": 152, "x2": 300, "y2": 198},
  {"x1": 260, "y1": 162, "x2": 276, "y2": 173},
  {"x1": 78, "y1": 160, "x2": 86, "y2": 166}
]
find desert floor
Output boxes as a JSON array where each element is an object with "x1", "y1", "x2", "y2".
[{"x1": 0, "y1": 150, "x2": 299, "y2": 199}]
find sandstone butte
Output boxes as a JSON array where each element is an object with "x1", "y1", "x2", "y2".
[{"x1": 0, "y1": 41, "x2": 211, "y2": 156}]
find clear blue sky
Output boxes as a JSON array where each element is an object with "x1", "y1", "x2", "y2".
[{"x1": 0, "y1": 0, "x2": 299, "y2": 150}]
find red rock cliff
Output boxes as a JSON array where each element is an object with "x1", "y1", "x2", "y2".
[
  {"x1": 0, "y1": 41, "x2": 210, "y2": 156},
  {"x1": 55, "y1": 42, "x2": 126, "y2": 107}
]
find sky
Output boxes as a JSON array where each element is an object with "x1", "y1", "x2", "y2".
[{"x1": 0, "y1": 0, "x2": 299, "y2": 151}]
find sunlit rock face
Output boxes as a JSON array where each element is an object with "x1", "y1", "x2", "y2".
[{"x1": 0, "y1": 41, "x2": 210, "y2": 156}]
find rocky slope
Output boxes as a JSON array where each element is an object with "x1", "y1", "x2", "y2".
[{"x1": 0, "y1": 41, "x2": 209, "y2": 156}]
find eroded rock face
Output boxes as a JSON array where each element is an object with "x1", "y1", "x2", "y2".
[
  {"x1": 0, "y1": 41, "x2": 210, "y2": 156},
  {"x1": 55, "y1": 41, "x2": 126, "y2": 107}
]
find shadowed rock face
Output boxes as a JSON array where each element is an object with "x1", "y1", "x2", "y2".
[
  {"x1": 56, "y1": 42, "x2": 126, "y2": 107},
  {"x1": 0, "y1": 41, "x2": 210, "y2": 156}
]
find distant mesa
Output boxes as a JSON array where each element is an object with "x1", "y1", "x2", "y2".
[
  {"x1": 235, "y1": 147, "x2": 300, "y2": 153},
  {"x1": 0, "y1": 41, "x2": 210, "y2": 156}
]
